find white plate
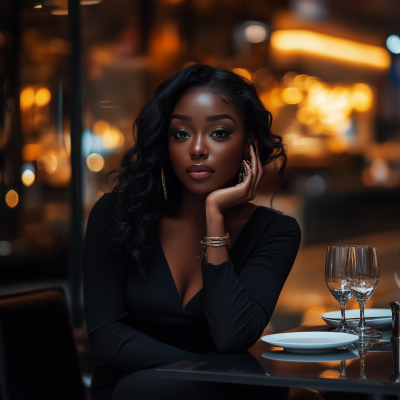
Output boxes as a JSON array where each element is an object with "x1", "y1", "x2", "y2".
[
  {"x1": 322, "y1": 309, "x2": 392, "y2": 329},
  {"x1": 262, "y1": 349, "x2": 359, "y2": 362},
  {"x1": 261, "y1": 332, "x2": 358, "y2": 354}
]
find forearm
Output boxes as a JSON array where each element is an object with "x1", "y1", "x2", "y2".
[
  {"x1": 205, "y1": 204, "x2": 229, "y2": 264},
  {"x1": 89, "y1": 322, "x2": 199, "y2": 372}
]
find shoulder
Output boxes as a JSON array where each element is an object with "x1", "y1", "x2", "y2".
[
  {"x1": 254, "y1": 206, "x2": 301, "y2": 241},
  {"x1": 87, "y1": 193, "x2": 116, "y2": 229},
  {"x1": 89, "y1": 192, "x2": 115, "y2": 214}
]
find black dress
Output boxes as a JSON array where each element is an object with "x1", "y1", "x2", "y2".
[{"x1": 83, "y1": 193, "x2": 301, "y2": 400}]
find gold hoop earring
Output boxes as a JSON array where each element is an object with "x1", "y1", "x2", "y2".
[
  {"x1": 238, "y1": 159, "x2": 252, "y2": 183},
  {"x1": 161, "y1": 166, "x2": 167, "y2": 201}
]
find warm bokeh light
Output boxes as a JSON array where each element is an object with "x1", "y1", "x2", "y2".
[
  {"x1": 38, "y1": 154, "x2": 58, "y2": 173},
  {"x1": 102, "y1": 128, "x2": 125, "y2": 149},
  {"x1": 281, "y1": 87, "x2": 303, "y2": 104},
  {"x1": 232, "y1": 68, "x2": 253, "y2": 82},
  {"x1": 271, "y1": 30, "x2": 391, "y2": 69},
  {"x1": 150, "y1": 22, "x2": 180, "y2": 54},
  {"x1": 93, "y1": 120, "x2": 110, "y2": 135},
  {"x1": 319, "y1": 370, "x2": 341, "y2": 379},
  {"x1": 34, "y1": 3, "x2": 43, "y2": 8},
  {"x1": 35, "y1": 88, "x2": 51, "y2": 107},
  {"x1": 351, "y1": 83, "x2": 373, "y2": 112},
  {"x1": 20, "y1": 87, "x2": 35, "y2": 110},
  {"x1": 22, "y1": 144, "x2": 43, "y2": 161},
  {"x1": 87, "y1": 153, "x2": 105, "y2": 172},
  {"x1": 5, "y1": 190, "x2": 18, "y2": 208},
  {"x1": 51, "y1": 8, "x2": 68, "y2": 15},
  {"x1": 22, "y1": 169, "x2": 35, "y2": 186},
  {"x1": 292, "y1": 74, "x2": 308, "y2": 89},
  {"x1": 80, "y1": 0, "x2": 102, "y2": 4},
  {"x1": 244, "y1": 24, "x2": 267, "y2": 43}
]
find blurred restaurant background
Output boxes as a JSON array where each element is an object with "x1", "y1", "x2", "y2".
[{"x1": 1, "y1": 0, "x2": 400, "y2": 340}]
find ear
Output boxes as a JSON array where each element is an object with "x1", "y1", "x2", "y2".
[{"x1": 244, "y1": 131, "x2": 254, "y2": 158}]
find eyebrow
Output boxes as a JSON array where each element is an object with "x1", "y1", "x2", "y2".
[
  {"x1": 170, "y1": 114, "x2": 192, "y2": 122},
  {"x1": 170, "y1": 114, "x2": 237, "y2": 125}
]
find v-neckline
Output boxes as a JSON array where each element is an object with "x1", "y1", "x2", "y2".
[{"x1": 158, "y1": 206, "x2": 262, "y2": 311}]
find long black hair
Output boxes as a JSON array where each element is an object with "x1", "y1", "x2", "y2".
[{"x1": 107, "y1": 64, "x2": 286, "y2": 278}]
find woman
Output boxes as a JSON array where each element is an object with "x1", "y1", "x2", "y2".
[{"x1": 83, "y1": 64, "x2": 301, "y2": 400}]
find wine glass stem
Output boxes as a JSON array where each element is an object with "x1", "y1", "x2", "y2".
[
  {"x1": 339, "y1": 301, "x2": 348, "y2": 329},
  {"x1": 358, "y1": 296, "x2": 366, "y2": 329}
]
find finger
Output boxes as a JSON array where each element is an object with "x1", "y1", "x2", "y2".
[{"x1": 249, "y1": 144, "x2": 258, "y2": 199}]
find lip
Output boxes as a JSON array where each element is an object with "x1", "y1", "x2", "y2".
[
  {"x1": 186, "y1": 164, "x2": 215, "y2": 180},
  {"x1": 186, "y1": 164, "x2": 214, "y2": 172}
]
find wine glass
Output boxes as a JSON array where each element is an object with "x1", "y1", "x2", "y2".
[
  {"x1": 346, "y1": 246, "x2": 382, "y2": 339},
  {"x1": 325, "y1": 246, "x2": 354, "y2": 333}
]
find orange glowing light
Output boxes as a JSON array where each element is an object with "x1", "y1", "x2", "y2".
[
  {"x1": 35, "y1": 88, "x2": 51, "y2": 107},
  {"x1": 80, "y1": 0, "x2": 102, "y2": 4},
  {"x1": 102, "y1": 128, "x2": 125, "y2": 149},
  {"x1": 87, "y1": 153, "x2": 104, "y2": 172},
  {"x1": 351, "y1": 83, "x2": 373, "y2": 112},
  {"x1": 281, "y1": 87, "x2": 303, "y2": 104},
  {"x1": 20, "y1": 87, "x2": 35, "y2": 110},
  {"x1": 5, "y1": 190, "x2": 18, "y2": 208},
  {"x1": 51, "y1": 8, "x2": 68, "y2": 15},
  {"x1": 22, "y1": 144, "x2": 43, "y2": 161},
  {"x1": 293, "y1": 74, "x2": 308, "y2": 89},
  {"x1": 150, "y1": 22, "x2": 180, "y2": 54},
  {"x1": 21, "y1": 169, "x2": 35, "y2": 186},
  {"x1": 232, "y1": 68, "x2": 253, "y2": 82},
  {"x1": 326, "y1": 137, "x2": 348, "y2": 153},
  {"x1": 319, "y1": 370, "x2": 340, "y2": 379},
  {"x1": 270, "y1": 30, "x2": 390, "y2": 69},
  {"x1": 93, "y1": 120, "x2": 110, "y2": 135},
  {"x1": 38, "y1": 154, "x2": 57, "y2": 173},
  {"x1": 270, "y1": 87, "x2": 284, "y2": 109},
  {"x1": 296, "y1": 107, "x2": 317, "y2": 125}
]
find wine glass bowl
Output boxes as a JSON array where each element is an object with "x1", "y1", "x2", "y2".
[
  {"x1": 346, "y1": 246, "x2": 382, "y2": 339},
  {"x1": 325, "y1": 246, "x2": 354, "y2": 334}
]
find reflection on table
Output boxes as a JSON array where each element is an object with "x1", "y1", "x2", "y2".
[{"x1": 157, "y1": 322, "x2": 400, "y2": 397}]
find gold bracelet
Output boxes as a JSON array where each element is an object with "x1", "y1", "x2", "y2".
[
  {"x1": 200, "y1": 233, "x2": 230, "y2": 248},
  {"x1": 197, "y1": 233, "x2": 230, "y2": 262}
]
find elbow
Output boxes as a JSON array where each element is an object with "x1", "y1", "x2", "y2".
[
  {"x1": 213, "y1": 319, "x2": 265, "y2": 354},
  {"x1": 214, "y1": 340, "x2": 248, "y2": 354}
]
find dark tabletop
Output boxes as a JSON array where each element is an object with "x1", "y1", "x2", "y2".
[{"x1": 157, "y1": 321, "x2": 400, "y2": 396}]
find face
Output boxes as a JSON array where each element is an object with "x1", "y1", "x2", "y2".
[{"x1": 168, "y1": 88, "x2": 252, "y2": 195}]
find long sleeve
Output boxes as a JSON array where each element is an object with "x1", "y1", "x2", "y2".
[
  {"x1": 83, "y1": 194, "x2": 199, "y2": 373},
  {"x1": 201, "y1": 213, "x2": 301, "y2": 354}
]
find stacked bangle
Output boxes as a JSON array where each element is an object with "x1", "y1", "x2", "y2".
[{"x1": 197, "y1": 233, "x2": 230, "y2": 261}]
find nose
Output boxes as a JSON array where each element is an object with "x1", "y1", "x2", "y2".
[{"x1": 190, "y1": 135, "x2": 209, "y2": 159}]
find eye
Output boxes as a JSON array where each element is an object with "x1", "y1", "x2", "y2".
[
  {"x1": 170, "y1": 129, "x2": 190, "y2": 139},
  {"x1": 210, "y1": 129, "x2": 234, "y2": 138}
]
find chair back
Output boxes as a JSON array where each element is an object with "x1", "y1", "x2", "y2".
[{"x1": 0, "y1": 287, "x2": 86, "y2": 400}]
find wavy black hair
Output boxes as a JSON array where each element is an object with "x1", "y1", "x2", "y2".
[{"x1": 108, "y1": 64, "x2": 286, "y2": 278}]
